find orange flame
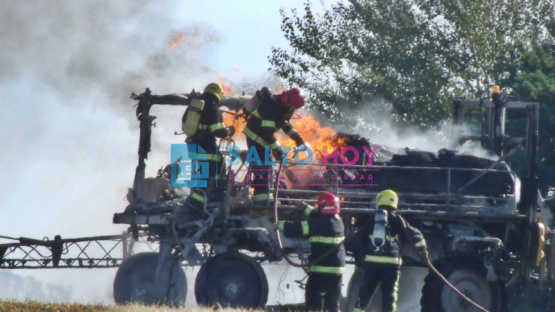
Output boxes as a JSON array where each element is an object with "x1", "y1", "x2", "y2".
[
  {"x1": 215, "y1": 75, "x2": 233, "y2": 95},
  {"x1": 277, "y1": 112, "x2": 346, "y2": 160},
  {"x1": 222, "y1": 109, "x2": 346, "y2": 153},
  {"x1": 169, "y1": 32, "x2": 187, "y2": 51},
  {"x1": 221, "y1": 83, "x2": 233, "y2": 96},
  {"x1": 167, "y1": 27, "x2": 220, "y2": 52}
]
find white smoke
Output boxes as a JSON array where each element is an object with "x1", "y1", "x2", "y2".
[
  {"x1": 0, "y1": 0, "x2": 237, "y2": 305},
  {"x1": 0, "y1": 0, "x2": 334, "y2": 306},
  {"x1": 337, "y1": 97, "x2": 492, "y2": 158}
]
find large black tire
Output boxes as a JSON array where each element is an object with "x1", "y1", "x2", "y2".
[
  {"x1": 113, "y1": 252, "x2": 187, "y2": 306},
  {"x1": 420, "y1": 256, "x2": 509, "y2": 312},
  {"x1": 195, "y1": 252, "x2": 268, "y2": 308}
]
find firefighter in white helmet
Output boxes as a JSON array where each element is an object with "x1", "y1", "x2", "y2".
[
  {"x1": 277, "y1": 192, "x2": 345, "y2": 312},
  {"x1": 345, "y1": 189, "x2": 428, "y2": 312}
]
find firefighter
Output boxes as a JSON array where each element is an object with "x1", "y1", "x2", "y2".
[
  {"x1": 277, "y1": 192, "x2": 346, "y2": 312},
  {"x1": 178, "y1": 83, "x2": 234, "y2": 216},
  {"x1": 345, "y1": 189, "x2": 429, "y2": 312},
  {"x1": 243, "y1": 87, "x2": 306, "y2": 205}
]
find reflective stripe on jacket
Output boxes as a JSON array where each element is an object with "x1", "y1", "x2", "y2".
[
  {"x1": 308, "y1": 265, "x2": 345, "y2": 274},
  {"x1": 184, "y1": 93, "x2": 232, "y2": 141},
  {"x1": 279, "y1": 206, "x2": 345, "y2": 273},
  {"x1": 345, "y1": 211, "x2": 426, "y2": 266},
  {"x1": 364, "y1": 255, "x2": 402, "y2": 265},
  {"x1": 245, "y1": 95, "x2": 304, "y2": 149}
]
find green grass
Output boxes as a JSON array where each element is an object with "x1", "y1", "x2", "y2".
[{"x1": 0, "y1": 301, "x2": 267, "y2": 312}]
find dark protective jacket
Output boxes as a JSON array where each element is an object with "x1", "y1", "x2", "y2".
[
  {"x1": 244, "y1": 94, "x2": 304, "y2": 151},
  {"x1": 346, "y1": 211, "x2": 426, "y2": 266},
  {"x1": 279, "y1": 205, "x2": 345, "y2": 274},
  {"x1": 184, "y1": 93, "x2": 232, "y2": 143},
  {"x1": 183, "y1": 93, "x2": 232, "y2": 161}
]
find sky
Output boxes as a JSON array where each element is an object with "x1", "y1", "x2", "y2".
[
  {"x1": 0, "y1": 0, "x2": 342, "y2": 305},
  {"x1": 0, "y1": 0, "x2": 342, "y2": 242}
]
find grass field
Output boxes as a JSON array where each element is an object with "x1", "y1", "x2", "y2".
[
  {"x1": 0, "y1": 301, "x2": 262, "y2": 312},
  {"x1": 0, "y1": 301, "x2": 305, "y2": 312}
]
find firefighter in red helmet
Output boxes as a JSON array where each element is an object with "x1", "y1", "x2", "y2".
[
  {"x1": 277, "y1": 192, "x2": 346, "y2": 312},
  {"x1": 243, "y1": 87, "x2": 307, "y2": 206}
]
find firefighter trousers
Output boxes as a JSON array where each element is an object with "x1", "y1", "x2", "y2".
[
  {"x1": 175, "y1": 138, "x2": 226, "y2": 219},
  {"x1": 305, "y1": 272, "x2": 342, "y2": 312},
  {"x1": 348, "y1": 264, "x2": 400, "y2": 312},
  {"x1": 246, "y1": 139, "x2": 273, "y2": 204}
]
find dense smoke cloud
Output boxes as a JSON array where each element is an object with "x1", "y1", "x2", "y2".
[
  {"x1": 0, "y1": 0, "x2": 229, "y2": 304},
  {"x1": 0, "y1": 0, "x2": 229, "y2": 236}
]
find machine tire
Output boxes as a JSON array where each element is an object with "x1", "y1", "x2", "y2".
[
  {"x1": 195, "y1": 252, "x2": 268, "y2": 308},
  {"x1": 420, "y1": 256, "x2": 508, "y2": 312},
  {"x1": 113, "y1": 252, "x2": 187, "y2": 306}
]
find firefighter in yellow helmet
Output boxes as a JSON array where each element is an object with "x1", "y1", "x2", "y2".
[
  {"x1": 345, "y1": 190, "x2": 428, "y2": 312},
  {"x1": 178, "y1": 83, "x2": 234, "y2": 216}
]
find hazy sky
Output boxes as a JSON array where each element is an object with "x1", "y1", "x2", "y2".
[
  {"x1": 0, "y1": 0, "x2": 339, "y2": 304},
  {"x1": 0, "y1": 0, "x2": 339, "y2": 239}
]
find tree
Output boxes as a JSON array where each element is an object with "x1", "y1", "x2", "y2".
[
  {"x1": 270, "y1": 0, "x2": 555, "y2": 127},
  {"x1": 503, "y1": 19, "x2": 555, "y2": 193}
]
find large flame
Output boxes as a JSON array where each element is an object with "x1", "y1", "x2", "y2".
[
  {"x1": 277, "y1": 112, "x2": 346, "y2": 160},
  {"x1": 222, "y1": 101, "x2": 346, "y2": 159},
  {"x1": 223, "y1": 109, "x2": 346, "y2": 157}
]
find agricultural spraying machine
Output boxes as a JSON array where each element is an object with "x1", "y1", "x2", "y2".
[{"x1": 1, "y1": 86, "x2": 554, "y2": 312}]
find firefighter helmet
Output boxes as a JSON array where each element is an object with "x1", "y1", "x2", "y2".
[
  {"x1": 317, "y1": 191, "x2": 341, "y2": 214},
  {"x1": 281, "y1": 87, "x2": 305, "y2": 109},
  {"x1": 204, "y1": 83, "x2": 224, "y2": 101},
  {"x1": 376, "y1": 189, "x2": 398, "y2": 210}
]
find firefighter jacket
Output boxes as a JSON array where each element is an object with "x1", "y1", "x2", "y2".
[
  {"x1": 346, "y1": 211, "x2": 426, "y2": 266},
  {"x1": 244, "y1": 94, "x2": 304, "y2": 151},
  {"x1": 183, "y1": 93, "x2": 233, "y2": 161},
  {"x1": 278, "y1": 205, "x2": 346, "y2": 274},
  {"x1": 184, "y1": 93, "x2": 233, "y2": 142}
]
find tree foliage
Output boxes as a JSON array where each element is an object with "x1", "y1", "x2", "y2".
[
  {"x1": 504, "y1": 20, "x2": 555, "y2": 192},
  {"x1": 270, "y1": 0, "x2": 555, "y2": 127}
]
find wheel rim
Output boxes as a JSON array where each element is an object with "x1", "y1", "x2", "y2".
[
  {"x1": 441, "y1": 268, "x2": 493, "y2": 311},
  {"x1": 211, "y1": 270, "x2": 249, "y2": 302},
  {"x1": 196, "y1": 253, "x2": 268, "y2": 308},
  {"x1": 113, "y1": 252, "x2": 186, "y2": 306}
]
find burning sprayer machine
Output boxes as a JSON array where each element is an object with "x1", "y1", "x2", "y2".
[{"x1": 107, "y1": 86, "x2": 553, "y2": 311}]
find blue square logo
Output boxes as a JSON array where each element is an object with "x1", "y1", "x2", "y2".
[{"x1": 171, "y1": 144, "x2": 210, "y2": 187}]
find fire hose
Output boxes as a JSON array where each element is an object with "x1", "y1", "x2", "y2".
[
  {"x1": 271, "y1": 151, "x2": 490, "y2": 312},
  {"x1": 272, "y1": 151, "x2": 345, "y2": 268},
  {"x1": 397, "y1": 215, "x2": 489, "y2": 312}
]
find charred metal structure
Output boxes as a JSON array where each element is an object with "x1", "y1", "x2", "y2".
[
  {"x1": 2, "y1": 87, "x2": 552, "y2": 311},
  {"x1": 109, "y1": 87, "x2": 555, "y2": 311}
]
